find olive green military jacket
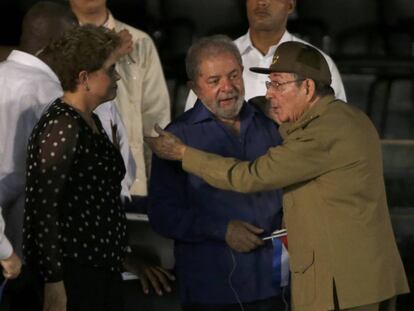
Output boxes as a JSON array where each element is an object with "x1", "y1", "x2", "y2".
[{"x1": 182, "y1": 95, "x2": 409, "y2": 310}]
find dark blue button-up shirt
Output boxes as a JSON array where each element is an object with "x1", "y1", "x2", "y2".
[{"x1": 148, "y1": 100, "x2": 283, "y2": 304}]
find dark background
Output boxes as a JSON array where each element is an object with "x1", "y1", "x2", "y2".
[{"x1": 0, "y1": 0, "x2": 413, "y2": 309}]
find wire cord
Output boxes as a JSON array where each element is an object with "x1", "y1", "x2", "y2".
[{"x1": 228, "y1": 248, "x2": 246, "y2": 311}]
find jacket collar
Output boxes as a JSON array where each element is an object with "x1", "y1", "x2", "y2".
[{"x1": 279, "y1": 95, "x2": 337, "y2": 138}]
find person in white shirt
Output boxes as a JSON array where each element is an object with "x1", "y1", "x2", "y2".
[
  {"x1": 69, "y1": 0, "x2": 171, "y2": 202},
  {"x1": 0, "y1": 205, "x2": 21, "y2": 280},
  {"x1": 0, "y1": 5, "x2": 77, "y2": 309},
  {"x1": 185, "y1": 0, "x2": 346, "y2": 111}
]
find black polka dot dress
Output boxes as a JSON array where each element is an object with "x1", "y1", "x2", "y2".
[{"x1": 23, "y1": 98, "x2": 128, "y2": 282}]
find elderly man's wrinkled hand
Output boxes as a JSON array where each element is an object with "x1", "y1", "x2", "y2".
[
  {"x1": 225, "y1": 220, "x2": 264, "y2": 253},
  {"x1": 144, "y1": 124, "x2": 186, "y2": 161}
]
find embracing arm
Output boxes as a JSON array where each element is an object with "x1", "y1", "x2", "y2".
[
  {"x1": 182, "y1": 134, "x2": 331, "y2": 193},
  {"x1": 146, "y1": 124, "x2": 332, "y2": 193}
]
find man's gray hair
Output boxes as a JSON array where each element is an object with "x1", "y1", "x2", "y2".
[{"x1": 185, "y1": 35, "x2": 242, "y2": 81}]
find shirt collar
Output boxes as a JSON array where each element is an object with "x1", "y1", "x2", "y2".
[
  {"x1": 237, "y1": 31, "x2": 254, "y2": 56},
  {"x1": 188, "y1": 99, "x2": 258, "y2": 125},
  {"x1": 78, "y1": 10, "x2": 115, "y2": 30},
  {"x1": 278, "y1": 30, "x2": 294, "y2": 45},
  {"x1": 7, "y1": 50, "x2": 60, "y2": 84},
  {"x1": 105, "y1": 10, "x2": 116, "y2": 30},
  {"x1": 239, "y1": 29, "x2": 294, "y2": 57},
  {"x1": 279, "y1": 95, "x2": 337, "y2": 137}
]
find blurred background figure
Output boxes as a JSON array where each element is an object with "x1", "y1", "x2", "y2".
[
  {"x1": 0, "y1": 2, "x2": 78, "y2": 310},
  {"x1": 69, "y1": 0, "x2": 171, "y2": 212}
]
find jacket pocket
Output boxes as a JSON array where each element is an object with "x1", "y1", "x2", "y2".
[{"x1": 291, "y1": 250, "x2": 316, "y2": 307}]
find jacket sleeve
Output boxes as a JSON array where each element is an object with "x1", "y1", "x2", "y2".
[{"x1": 182, "y1": 128, "x2": 336, "y2": 193}]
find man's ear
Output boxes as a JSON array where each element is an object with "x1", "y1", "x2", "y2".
[
  {"x1": 288, "y1": 0, "x2": 296, "y2": 15},
  {"x1": 305, "y1": 79, "x2": 316, "y2": 100},
  {"x1": 187, "y1": 80, "x2": 198, "y2": 96}
]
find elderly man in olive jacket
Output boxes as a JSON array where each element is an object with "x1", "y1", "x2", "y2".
[{"x1": 146, "y1": 42, "x2": 409, "y2": 311}]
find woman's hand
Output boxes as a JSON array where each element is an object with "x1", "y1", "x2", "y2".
[
  {"x1": 0, "y1": 251, "x2": 22, "y2": 279},
  {"x1": 43, "y1": 281, "x2": 67, "y2": 311}
]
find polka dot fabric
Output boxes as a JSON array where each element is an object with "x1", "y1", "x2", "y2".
[{"x1": 23, "y1": 99, "x2": 128, "y2": 282}]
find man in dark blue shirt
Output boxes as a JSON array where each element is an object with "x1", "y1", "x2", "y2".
[{"x1": 148, "y1": 35, "x2": 285, "y2": 311}]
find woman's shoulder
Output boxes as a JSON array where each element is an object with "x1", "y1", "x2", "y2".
[{"x1": 34, "y1": 99, "x2": 82, "y2": 135}]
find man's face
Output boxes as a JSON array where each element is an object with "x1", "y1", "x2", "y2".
[
  {"x1": 69, "y1": 0, "x2": 106, "y2": 15},
  {"x1": 246, "y1": 0, "x2": 295, "y2": 32},
  {"x1": 193, "y1": 52, "x2": 245, "y2": 120},
  {"x1": 265, "y1": 72, "x2": 309, "y2": 123}
]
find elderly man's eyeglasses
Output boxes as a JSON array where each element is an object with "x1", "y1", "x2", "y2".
[{"x1": 265, "y1": 79, "x2": 305, "y2": 91}]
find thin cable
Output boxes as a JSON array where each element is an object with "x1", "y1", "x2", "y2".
[
  {"x1": 228, "y1": 247, "x2": 245, "y2": 311},
  {"x1": 281, "y1": 286, "x2": 289, "y2": 311}
]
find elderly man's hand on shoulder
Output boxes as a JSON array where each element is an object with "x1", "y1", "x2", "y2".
[{"x1": 145, "y1": 124, "x2": 187, "y2": 161}]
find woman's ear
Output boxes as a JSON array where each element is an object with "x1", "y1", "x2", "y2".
[{"x1": 78, "y1": 70, "x2": 90, "y2": 91}]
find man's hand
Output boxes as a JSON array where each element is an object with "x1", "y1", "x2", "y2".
[
  {"x1": 225, "y1": 220, "x2": 264, "y2": 253},
  {"x1": 124, "y1": 254, "x2": 175, "y2": 296},
  {"x1": 114, "y1": 29, "x2": 133, "y2": 61},
  {"x1": 43, "y1": 281, "x2": 67, "y2": 311},
  {"x1": 144, "y1": 124, "x2": 186, "y2": 161},
  {"x1": 1, "y1": 251, "x2": 22, "y2": 279}
]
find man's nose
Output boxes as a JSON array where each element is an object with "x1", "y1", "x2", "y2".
[
  {"x1": 219, "y1": 78, "x2": 234, "y2": 92},
  {"x1": 257, "y1": 0, "x2": 270, "y2": 7},
  {"x1": 265, "y1": 88, "x2": 273, "y2": 100}
]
